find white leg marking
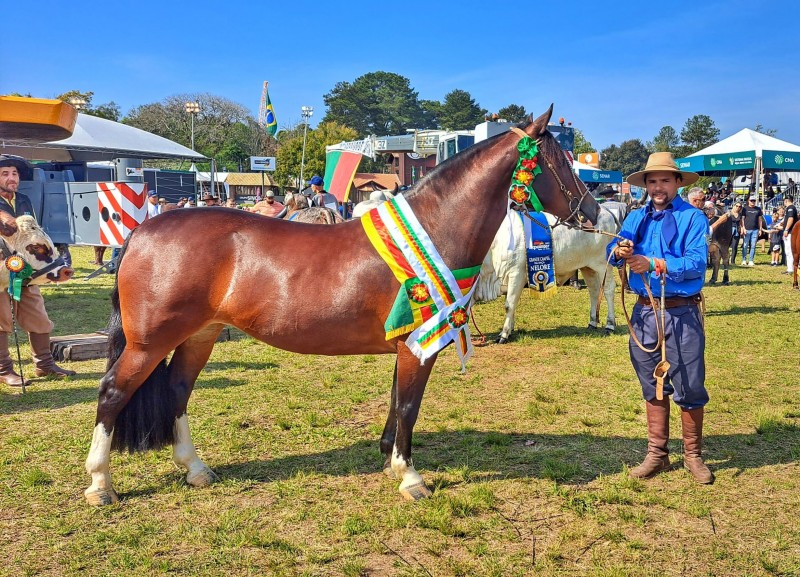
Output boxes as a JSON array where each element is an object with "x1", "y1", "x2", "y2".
[
  {"x1": 392, "y1": 445, "x2": 424, "y2": 490},
  {"x1": 173, "y1": 414, "x2": 217, "y2": 487},
  {"x1": 84, "y1": 423, "x2": 117, "y2": 503}
]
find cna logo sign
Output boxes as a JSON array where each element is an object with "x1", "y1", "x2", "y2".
[
  {"x1": 710, "y1": 158, "x2": 720, "y2": 167},
  {"x1": 774, "y1": 154, "x2": 784, "y2": 166}
]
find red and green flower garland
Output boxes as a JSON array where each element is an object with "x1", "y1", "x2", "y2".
[{"x1": 507, "y1": 136, "x2": 545, "y2": 212}]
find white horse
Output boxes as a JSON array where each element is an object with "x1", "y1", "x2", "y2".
[
  {"x1": 351, "y1": 189, "x2": 396, "y2": 218},
  {"x1": 475, "y1": 207, "x2": 621, "y2": 343}
]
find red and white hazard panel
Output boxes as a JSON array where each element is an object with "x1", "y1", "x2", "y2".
[{"x1": 97, "y1": 182, "x2": 148, "y2": 246}]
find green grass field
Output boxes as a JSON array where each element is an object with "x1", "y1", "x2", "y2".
[{"x1": 1, "y1": 246, "x2": 798, "y2": 577}]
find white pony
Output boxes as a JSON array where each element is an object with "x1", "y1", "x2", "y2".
[
  {"x1": 351, "y1": 189, "x2": 396, "y2": 218},
  {"x1": 475, "y1": 207, "x2": 621, "y2": 343}
]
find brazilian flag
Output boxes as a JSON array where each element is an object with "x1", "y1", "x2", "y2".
[{"x1": 265, "y1": 91, "x2": 277, "y2": 137}]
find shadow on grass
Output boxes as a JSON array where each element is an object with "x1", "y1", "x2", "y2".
[
  {"x1": 0, "y1": 384, "x2": 100, "y2": 415},
  {"x1": 196, "y1": 428, "x2": 800, "y2": 491},
  {"x1": 505, "y1": 325, "x2": 617, "y2": 341},
  {"x1": 705, "y1": 305, "x2": 791, "y2": 316},
  {"x1": 204, "y1": 362, "x2": 278, "y2": 372}
]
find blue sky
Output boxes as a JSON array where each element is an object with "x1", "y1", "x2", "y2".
[{"x1": 3, "y1": 0, "x2": 799, "y2": 150}]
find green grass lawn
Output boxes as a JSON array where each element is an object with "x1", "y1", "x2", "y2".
[{"x1": 1, "y1": 246, "x2": 798, "y2": 576}]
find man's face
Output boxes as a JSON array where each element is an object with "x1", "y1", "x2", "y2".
[
  {"x1": 266, "y1": 196, "x2": 274, "y2": 204},
  {"x1": 645, "y1": 171, "x2": 681, "y2": 210},
  {"x1": 311, "y1": 184, "x2": 322, "y2": 193},
  {"x1": 0, "y1": 166, "x2": 20, "y2": 195},
  {"x1": 148, "y1": 196, "x2": 158, "y2": 205},
  {"x1": 689, "y1": 195, "x2": 706, "y2": 209}
]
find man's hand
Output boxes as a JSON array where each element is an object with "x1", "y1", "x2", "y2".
[
  {"x1": 614, "y1": 239, "x2": 634, "y2": 260},
  {"x1": 627, "y1": 255, "x2": 652, "y2": 274},
  {"x1": 0, "y1": 212, "x2": 17, "y2": 237}
]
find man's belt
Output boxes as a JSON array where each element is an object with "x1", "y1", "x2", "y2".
[{"x1": 637, "y1": 294, "x2": 701, "y2": 309}]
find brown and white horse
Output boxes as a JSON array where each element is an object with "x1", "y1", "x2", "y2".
[{"x1": 84, "y1": 106, "x2": 600, "y2": 506}]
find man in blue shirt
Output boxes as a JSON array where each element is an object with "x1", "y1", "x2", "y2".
[{"x1": 607, "y1": 152, "x2": 713, "y2": 484}]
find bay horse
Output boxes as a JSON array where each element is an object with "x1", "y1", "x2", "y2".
[
  {"x1": 84, "y1": 106, "x2": 600, "y2": 506},
  {"x1": 708, "y1": 207, "x2": 733, "y2": 285}
]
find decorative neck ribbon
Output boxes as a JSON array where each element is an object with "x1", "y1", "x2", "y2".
[
  {"x1": 362, "y1": 195, "x2": 479, "y2": 372},
  {"x1": 507, "y1": 130, "x2": 545, "y2": 212},
  {"x1": 5, "y1": 255, "x2": 33, "y2": 301}
]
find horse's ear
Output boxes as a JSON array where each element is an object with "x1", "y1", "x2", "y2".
[{"x1": 527, "y1": 104, "x2": 554, "y2": 137}]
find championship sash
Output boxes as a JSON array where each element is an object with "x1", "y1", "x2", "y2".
[
  {"x1": 362, "y1": 195, "x2": 479, "y2": 371},
  {"x1": 523, "y1": 212, "x2": 557, "y2": 299}
]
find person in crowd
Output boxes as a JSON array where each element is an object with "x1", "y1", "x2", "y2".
[
  {"x1": 740, "y1": 196, "x2": 765, "y2": 266},
  {"x1": 769, "y1": 207, "x2": 784, "y2": 266},
  {"x1": 598, "y1": 186, "x2": 629, "y2": 225},
  {"x1": 782, "y1": 195, "x2": 797, "y2": 275},
  {"x1": 0, "y1": 155, "x2": 76, "y2": 387},
  {"x1": 728, "y1": 201, "x2": 743, "y2": 264},
  {"x1": 225, "y1": 198, "x2": 237, "y2": 209},
  {"x1": 90, "y1": 246, "x2": 106, "y2": 266},
  {"x1": 147, "y1": 190, "x2": 161, "y2": 218},
  {"x1": 249, "y1": 190, "x2": 284, "y2": 217},
  {"x1": 308, "y1": 176, "x2": 339, "y2": 211},
  {"x1": 606, "y1": 152, "x2": 713, "y2": 484},
  {"x1": 200, "y1": 194, "x2": 219, "y2": 207}
]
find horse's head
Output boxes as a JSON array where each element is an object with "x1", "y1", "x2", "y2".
[
  {"x1": 0, "y1": 214, "x2": 73, "y2": 286},
  {"x1": 520, "y1": 106, "x2": 600, "y2": 228}
]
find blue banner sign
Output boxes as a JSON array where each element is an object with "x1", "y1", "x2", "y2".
[
  {"x1": 762, "y1": 150, "x2": 800, "y2": 170},
  {"x1": 578, "y1": 169, "x2": 623, "y2": 183},
  {"x1": 675, "y1": 156, "x2": 705, "y2": 173}
]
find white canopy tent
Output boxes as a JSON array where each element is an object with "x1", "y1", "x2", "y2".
[{"x1": 0, "y1": 113, "x2": 206, "y2": 162}]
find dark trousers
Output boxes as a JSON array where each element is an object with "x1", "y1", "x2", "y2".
[{"x1": 629, "y1": 303, "x2": 708, "y2": 410}]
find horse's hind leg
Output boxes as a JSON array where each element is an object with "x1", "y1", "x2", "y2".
[
  {"x1": 581, "y1": 267, "x2": 602, "y2": 330},
  {"x1": 721, "y1": 246, "x2": 730, "y2": 285},
  {"x1": 85, "y1": 347, "x2": 172, "y2": 506},
  {"x1": 169, "y1": 324, "x2": 224, "y2": 488},
  {"x1": 380, "y1": 360, "x2": 399, "y2": 478}
]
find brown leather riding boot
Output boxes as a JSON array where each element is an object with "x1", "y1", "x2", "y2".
[
  {"x1": 681, "y1": 408, "x2": 714, "y2": 484},
  {"x1": 629, "y1": 398, "x2": 671, "y2": 479},
  {"x1": 0, "y1": 332, "x2": 27, "y2": 387},
  {"x1": 29, "y1": 333, "x2": 76, "y2": 378}
]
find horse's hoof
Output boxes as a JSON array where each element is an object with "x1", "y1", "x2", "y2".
[
  {"x1": 604, "y1": 328, "x2": 614, "y2": 336},
  {"x1": 708, "y1": 280, "x2": 716, "y2": 285},
  {"x1": 84, "y1": 487, "x2": 120, "y2": 506},
  {"x1": 186, "y1": 466, "x2": 219, "y2": 488},
  {"x1": 496, "y1": 337, "x2": 508, "y2": 345},
  {"x1": 399, "y1": 482, "x2": 432, "y2": 501},
  {"x1": 722, "y1": 281, "x2": 729, "y2": 286},
  {"x1": 587, "y1": 324, "x2": 598, "y2": 331}
]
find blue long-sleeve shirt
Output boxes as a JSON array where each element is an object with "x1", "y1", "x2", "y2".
[{"x1": 606, "y1": 195, "x2": 707, "y2": 297}]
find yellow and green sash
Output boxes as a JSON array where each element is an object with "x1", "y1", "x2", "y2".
[{"x1": 362, "y1": 195, "x2": 480, "y2": 371}]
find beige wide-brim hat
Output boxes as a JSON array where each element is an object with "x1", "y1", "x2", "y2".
[{"x1": 626, "y1": 151, "x2": 699, "y2": 188}]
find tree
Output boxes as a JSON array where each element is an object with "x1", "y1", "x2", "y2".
[
  {"x1": 322, "y1": 71, "x2": 426, "y2": 136},
  {"x1": 753, "y1": 123, "x2": 778, "y2": 137},
  {"x1": 679, "y1": 114, "x2": 719, "y2": 156},
  {"x1": 497, "y1": 104, "x2": 528, "y2": 123},
  {"x1": 273, "y1": 121, "x2": 358, "y2": 189},
  {"x1": 123, "y1": 93, "x2": 270, "y2": 166},
  {"x1": 600, "y1": 139, "x2": 650, "y2": 177},
  {"x1": 437, "y1": 89, "x2": 487, "y2": 131},
  {"x1": 647, "y1": 125, "x2": 680, "y2": 153},
  {"x1": 55, "y1": 90, "x2": 121, "y2": 121},
  {"x1": 419, "y1": 99, "x2": 441, "y2": 130},
  {"x1": 572, "y1": 129, "x2": 594, "y2": 155}
]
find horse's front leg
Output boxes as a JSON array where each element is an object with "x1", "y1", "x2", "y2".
[
  {"x1": 380, "y1": 359, "x2": 399, "y2": 477},
  {"x1": 581, "y1": 267, "x2": 602, "y2": 330},
  {"x1": 498, "y1": 259, "x2": 525, "y2": 344},
  {"x1": 721, "y1": 245, "x2": 730, "y2": 285},
  {"x1": 391, "y1": 344, "x2": 437, "y2": 500}
]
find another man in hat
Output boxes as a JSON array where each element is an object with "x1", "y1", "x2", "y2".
[
  {"x1": 147, "y1": 190, "x2": 161, "y2": 218},
  {"x1": 0, "y1": 155, "x2": 76, "y2": 386},
  {"x1": 200, "y1": 194, "x2": 219, "y2": 207},
  {"x1": 249, "y1": 190, "x2": 284, "y2": 217},
  {"x1": 598, "y1": 186, "x2": 628, "y2": 226},
  {"x1": 607, "y1": 152, "x2": 713, "y2": 484}
]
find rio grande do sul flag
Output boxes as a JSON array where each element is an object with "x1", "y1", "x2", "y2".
[{"x1": 323, "y1": 150, "x2": 362, "y2": 202}]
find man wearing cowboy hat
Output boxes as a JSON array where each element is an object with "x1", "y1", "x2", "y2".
[
  {"x1": 607, "y1": 152, "x2": 713, "y2": 484},
  {"x1": 0, "y1": 155, "x2": 76, "y2": 387},
  {"x1": 200, "y1": 194, "x2": 219, "y2": 207},
  {"x1": 598, "y1": 186, "x2": 628, "y2": 226}
]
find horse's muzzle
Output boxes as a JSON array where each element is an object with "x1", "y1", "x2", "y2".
[{"x1": 47, "y1": 266, "x2": 74, "y2": 283}]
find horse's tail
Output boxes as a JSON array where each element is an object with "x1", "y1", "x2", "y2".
[{"x1": 106, "y1": 231, "x2": 176, "y2": 454}]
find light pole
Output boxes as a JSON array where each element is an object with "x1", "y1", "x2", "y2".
[
  {"x1": 185, "y1": 101, "x2": 200, "y2": 175},
  {"x1": 68, "y1": 96, "x2": 86, "y2": 111},
  {"x1": 299, "y1": 105, "x2": 313, "y2": 189}
]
